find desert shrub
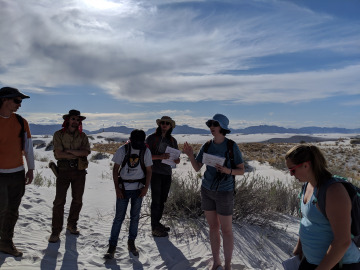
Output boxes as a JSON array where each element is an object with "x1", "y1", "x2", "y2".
[
  {"x1": 45, "y1": 140, "x2": 54, "y2": 151},
  {"x1": 350, "y1": 139, "x2": 360, "y2": 145},
  {"x1": 159, "y1": 171, "x2": 301, "y2": 226},
  {"x1": 233, "y1": 175, "x2": 301, "y2": 224},
  {"x1": 92, "y1": 142, "x2": 122, "y2": 154},
  {"x1": 33, "y1": 171, "x2": 55, "y2": 187},
  {"x1": 33, "y1": 171, "x2": 45, "y2": 186},
  {"x1": 163, "y1": 172, "x2": 203, "y2": 220},
  {"x1": 90, "y1": 152, "x2": 110, "y2": 161}
]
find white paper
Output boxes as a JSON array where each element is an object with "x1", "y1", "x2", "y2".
[
  {"x1": 202, "y1": 153, "x2": 226, "y2": 168},
  {"x1": 161, "y1": 146, "x2": 181, "y2": 167},
  {"x1": 282, "y1": 255, "x2": 301, "y2": 270}
]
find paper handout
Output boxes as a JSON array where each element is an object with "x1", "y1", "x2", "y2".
[
  {"x1": 161, "y1": 146, "x2": 181, "y2": 167},
  {"x1": 202, "y1": 153, "x2": 226, "y2": 168},
  {"x1": 282, "y1": 255, "x2": 301, "y2": 270}
]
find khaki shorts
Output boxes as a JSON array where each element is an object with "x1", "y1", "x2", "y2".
[{"x1": 201, "y1": 186, "x2": 234, "y2": 216}]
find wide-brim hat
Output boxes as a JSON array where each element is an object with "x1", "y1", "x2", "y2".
[
  {"x1": 206, "y1": 113, "x2": 231, "y2": 133},
  {"x1": 0, "y1": 87, "x2": 30, "y2": 99},
  {"x1": 156, "y1": 116, "x2": 176, "y2": 128},
  {"x1": 63, "y1": 109, "x2": 86, "y2": 120}
]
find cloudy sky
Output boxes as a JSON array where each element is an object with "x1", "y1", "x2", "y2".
[{"x1": 1, "y1": 0, "x2": 359, "y2": 131}]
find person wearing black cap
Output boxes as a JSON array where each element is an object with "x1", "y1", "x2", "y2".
[
  {"x1": 104, "y1": 129, "x2": 152, "y2": 259},
  {"x1": 48, "y1": 109, "x2": 91, "y2": 243},
  {"x1": 0, "y1": 86, "x2": 34, "y2": 257},
  {"x1": 183, "y1": 114, "x2": 245, "y2": 270},
  {"x1": 146, "y1": 116, "x2": 180, "y2": 237}
]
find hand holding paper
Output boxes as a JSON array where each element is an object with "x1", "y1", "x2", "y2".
[
  {"x1": 161, "y1": 146, "x2": 181, "y2": 166},
  {"x1": 202, "y1": 153, "x2": 225, "y2": 168}
]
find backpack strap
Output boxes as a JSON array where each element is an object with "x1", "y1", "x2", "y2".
[
  {"x1": 317, "y1": 176, "x2": 350, "y2": 218},
  {"x1": 121, "y1": 143, "x2": 131, "y2": 170},
  {"x1": 139, "y1": 147, "x2": 146, "y2": 176},
  {"x1": 226, "y1": 139, "x2": 236, "y2": 193},
  {"x1": 203, "y1": 140, "x2": 211, "y2": 154},
  {"x1": 316, "y1": 176, "x2": 360, "y2": 246},
  {"x1": 15, "y1": 114, "x2": 25, "y2": 150}
]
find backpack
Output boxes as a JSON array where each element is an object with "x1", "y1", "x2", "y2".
[
  {"x1": 15, "y1": 113, "x2": 25, "y2": 150},
  {"x1": 118, "y1": 142, "x2": 147, "y2": 187},
  {"x1": 203, "y1": 139, "x2": 237, "y2": 193},
  {"x1": 300, "y1": 176, "x2": 360, "y2": 247}
]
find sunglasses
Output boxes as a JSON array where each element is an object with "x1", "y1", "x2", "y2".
[
  {"x1": 160, "y1": 121, "x2": 170, "y2": 126},
  {"x1": 289, "y1": 162, "x2": 306, "y2": 175},
  {"x1": 13, "y1": 98, "x2": 22, "y2": 104},
  {"x1": 206, "y1": 120, "x2": 220, "y2": 128},
  {"x1": 70, "y1": 117, "x2": 82, "y2": 122}
]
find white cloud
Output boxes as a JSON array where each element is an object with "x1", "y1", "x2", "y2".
[{"x1": 1, "y1": 0, "x2": 359, "y2": 105}]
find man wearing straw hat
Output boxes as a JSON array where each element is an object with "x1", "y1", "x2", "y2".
[{"x1": 48, "y1": 109, "x2": 90, "y2": 243}]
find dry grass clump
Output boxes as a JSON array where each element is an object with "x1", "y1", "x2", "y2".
[
  {"x1": 161, "y1": 171, "x2": 300, "y2": 226},
  {"x1": 92, "y1": 142, "x2": 123, "y2": 154}
]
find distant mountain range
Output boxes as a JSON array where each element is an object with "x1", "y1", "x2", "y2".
[{"x1": 29, "y1": 123, "x2": 360, "y2": 135}]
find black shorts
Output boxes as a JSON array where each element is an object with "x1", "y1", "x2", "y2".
[{"x1": 201, "y1": 186, "x2": 234, "y2": 216}]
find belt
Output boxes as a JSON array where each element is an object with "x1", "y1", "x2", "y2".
[{"x1": 57, "y1": 159, "x2": 78, "y2": 168}]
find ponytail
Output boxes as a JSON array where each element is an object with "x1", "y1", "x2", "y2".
[{"x1": 285, "y1": 144, "x2": 332, "y2": 187}]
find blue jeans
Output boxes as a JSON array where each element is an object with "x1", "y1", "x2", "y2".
[{"x1": 109, "y1": 189, "x2": 143, "y2": 247}]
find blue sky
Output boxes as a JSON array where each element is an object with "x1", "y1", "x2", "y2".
[{"x1": 0, "y1": 0, "x2": 359, "y2": 131}]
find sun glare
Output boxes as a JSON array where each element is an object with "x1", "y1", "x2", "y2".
[{"x1": 81, "y1": 0, "x2": 121, "y2": 10}]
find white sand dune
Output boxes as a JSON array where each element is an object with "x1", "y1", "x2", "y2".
[{"x1": 4, "y1": 132, "x2": 352, "y2": 269}]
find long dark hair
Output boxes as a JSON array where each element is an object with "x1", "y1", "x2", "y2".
[
  {"x1": 285, "y1": 144, "x2": 332, "y2": 187},
  {"x1": 155, "y1": 126, "x2": 173, "y2": 140}
]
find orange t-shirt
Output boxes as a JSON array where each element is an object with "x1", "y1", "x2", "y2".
[{"x1": 0, "y1": 113, "x2": 31, "y2": 169}]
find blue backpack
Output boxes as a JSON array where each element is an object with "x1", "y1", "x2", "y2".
[{"x1": 303, "y1": 176, "x2": 360, "y2": 247}]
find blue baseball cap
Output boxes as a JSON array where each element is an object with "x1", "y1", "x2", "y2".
[{"x1": 206, "y1": 114, "x2": 231, "y2": 133}]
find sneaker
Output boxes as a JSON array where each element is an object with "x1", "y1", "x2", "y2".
[
  {"x1": 152, "y1": 227, "x2": 168, "y2": 237},
  {"x1": 67, "y1": 225, "x2": 80, "y2": 235},
  {"x1": 159, "y1": 223, "x2": 170, "y2": 232},
  {"x1": 127, "y1": 239, "x2": 139, "y2": 256},
  {"x1": 104, "y1": 245, "x2": 116, "y2": 259},
  {"x1": 48, "y1": 233, "x2": 60, "y2": 243},
  {"x1": 0, "y1": 243, "x2": 23, "y2": 257}
]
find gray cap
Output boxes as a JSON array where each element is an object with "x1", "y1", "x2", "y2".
[{"x1": 0, "y1": 87, "x2": 30, "y2": 99}]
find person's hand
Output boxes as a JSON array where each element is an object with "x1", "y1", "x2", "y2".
[
  {"x1": 25, "y1": 170, "x2": 33, "y2": 185},
  {"x1": 293, "y1": 242, "x2": 303, "y2": 259},
  {"x1": 139, "y1": 186, "x2": 149, "y2": 197},
  {"x1": 215, "y1": 164, "x2": 231, "y2": 175},
  {"x1": 183, "y1": 142, "x2": 193, "y2": 157},
  {"x1": 161, "y1": 153, "x2": 170, "y2": 160},
  {"x1": 116, "y1": 188, "x2": 124, "y2": 199}
]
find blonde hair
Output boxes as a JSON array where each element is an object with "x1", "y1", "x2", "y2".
[{"x1": 285, "y1": 144, "x2": 332, "y2": 187}]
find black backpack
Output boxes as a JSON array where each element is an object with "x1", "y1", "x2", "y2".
[
  {"x1": 15, "y1": 113, "x2": 25, "y2": 150},
  {"x1": 300, "y1": 176, "x2": 360, "y2": 247},
  {"x1": 203, "y1": 139, "x2": 236, "y2": 192},
  {"x1": 118, "y1": 142, "x2": 147, "y2": 186}
]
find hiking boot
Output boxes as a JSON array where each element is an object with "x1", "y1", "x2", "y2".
[
  {"x1": 159, "y1": 223, "x2": 170, "y2": 232},
  {"x1": 0, "y1": 243, "x2": 23, "y2": 257},
  {"x1": 67, "y1": 225, "x2": 80, "y2": 235},
  {"x1": 152, "y1": 227, "x2": 168, "y2": 237},
  {"x1": 48, "y1": 233, "x2": 60, "y2": 243},
  {"x1": 104, "y1": 245, "x2": 116, "y2": 259},
  {"x1": 127, "y1": 239, "x2": 139, "y2": 257}
]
